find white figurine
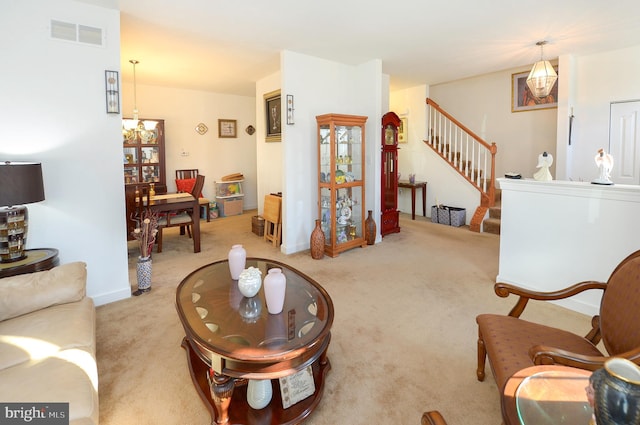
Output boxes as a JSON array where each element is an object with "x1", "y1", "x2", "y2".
[
  {"x1": 533, "y1": 152, "x2": 553, "y2": 181},
  {"x1": 592, "y1": 148, "x2": 614, "y2": 185}
]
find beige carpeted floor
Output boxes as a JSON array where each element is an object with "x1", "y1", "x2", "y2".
[{"x1": 96, "y1": 211, "x2": 590, "y2": 425}]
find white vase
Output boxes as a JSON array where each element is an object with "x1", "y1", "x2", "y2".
[
  {"x1": 246, "y1": 379, "x2": 272, "y2": 409},
  {"x1": 264, "y1": 268, "x2": 286, "y2": 314},
  {"x1": 227, "y1": 244, "x2": 246, "y2": 280}
]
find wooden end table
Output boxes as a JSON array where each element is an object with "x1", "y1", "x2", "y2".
[
  {"x1": 502, "y1": 365, "x2": 593, "y2": 425},
  {"x1": 0, "y1": 248, "x2": 59, "y2": 278},
  {"x1": 176, "y1": 258, "x2": 334, "y2": 424},
  {"x1": 398, "y1": 180, "x2": 427, "y2": 220}
]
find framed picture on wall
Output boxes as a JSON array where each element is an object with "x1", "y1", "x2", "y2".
[
  {"x1": 218, "y1": 119, "x2": 237, "y2": 138},
  {"x1": 264, "y1": 90, "x2": 282, "y2": 142},
  {"x1": 398, "y1": 117, "x2": 408, "y2": 143},
  {"x1": 511, "y1": 67, "x2": 558, "y2": 112}
]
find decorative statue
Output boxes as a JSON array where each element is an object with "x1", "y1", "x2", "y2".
[
  {"x1": 533, "y1": 151, "x2": 553, "y2": 181},
  {"x1": 592, "y1": 148, "x2": 614, "y2": 185}
]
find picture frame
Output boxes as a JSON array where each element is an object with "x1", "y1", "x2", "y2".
[
  {"x1": 398, "y1": 117, "x2": 408, "y2": 143},
  {"x1": 511, "y1": 67, "x2": 558, "y2": 112},
  {"x1": 218, "y1": 119, "x2": 237, "y2": 138},
  {"x1": 264, "y1": 90, "x2": 282, "y2": 142}
]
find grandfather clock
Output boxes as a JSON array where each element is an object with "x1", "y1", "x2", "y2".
[{"x1": 380, "y1": 112, "x2": 401, "y2": 236}]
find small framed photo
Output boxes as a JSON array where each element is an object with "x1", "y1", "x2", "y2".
[
  {"x1": 398, "y1": 117, "x2": 408, "y2": 143},
  {"x1": 511, "y1": 68, "x2": 558, "y2": 112},
  {"x1": 218, "y1": 119, "x2": 237, "y2": 138},
  {"x1": 264, "y1": 90, "x2": 282, "y2": 142}
]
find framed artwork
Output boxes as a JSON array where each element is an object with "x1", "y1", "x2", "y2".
[
  {"x1": 105, "y1": 70, "x2": 119, "y2": 114},
  {"x1": 398, "y1": 117, "x2": 408, "y2": 143},
  {"x1": 264, "y1": 90, "x2": 282, "y2": 142},
  {"x1": 512, "y1": 68, "x2": 558, "y2": 112},
  {"x1": 218, "y1": 119, "x2": 237, "y2": 138}
]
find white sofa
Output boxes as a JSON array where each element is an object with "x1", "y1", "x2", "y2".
[{"x1": 0, "y1": 262, "x2": 98, "y2": 425}]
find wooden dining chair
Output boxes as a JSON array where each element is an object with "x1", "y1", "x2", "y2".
[
  {"x1": 156, "y1": 175, "x2": 205, "y2": 253},
  {"x1": 175, "y1": 169, "x2": 211, "y2": 222}
]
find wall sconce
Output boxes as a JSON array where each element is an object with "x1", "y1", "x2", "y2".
[
  {"x1": 105, "y1": 70, "x2": 119, "y2": 114},
  {"x1": 286, "y1": 94, "x2": 295, "y2": 125},
  {"x1": 0, "y1": 162, "x2": 45, "y2": 263}
]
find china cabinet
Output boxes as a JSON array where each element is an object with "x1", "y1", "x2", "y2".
[
  {"x1": 316, "y1": 113, "x2": 367, "y2": 257},
  {"x1": 122, "y1": 119, "x2": 166, "y2": 192},
  {"x1": 381, "y1": 112, "x2": 401, "y2": 236},
  {"x1": 122, "y1": 119, "x2": 166, "y2": 239}
]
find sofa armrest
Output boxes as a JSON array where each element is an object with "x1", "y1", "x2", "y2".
[{"x1": 0, "y1": 262, "x2": 87, "y2": 321}]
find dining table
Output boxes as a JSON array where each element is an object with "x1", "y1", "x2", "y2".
[{"x1": 145, "y1": 192, "x2": 201, "y2": 253}]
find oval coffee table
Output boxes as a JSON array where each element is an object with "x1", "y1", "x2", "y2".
[{"x1": 176, "y1": 258, "x2": 334, "y2": 424}]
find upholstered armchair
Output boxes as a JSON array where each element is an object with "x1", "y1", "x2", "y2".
[{"x1": 476, "y1": 249, "x2": 640, "y2": 391}]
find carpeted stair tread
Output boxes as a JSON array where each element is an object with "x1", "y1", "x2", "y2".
[{"x1": 483, "y1": 217, "x2": 501, "y2": 234}]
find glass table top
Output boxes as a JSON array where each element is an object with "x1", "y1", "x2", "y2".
[
  {"x1": 176, "y1": 258, "x2": 334, "y2": 362},
  {"x1": 516, "y1": 369, "x2": 593, "y2": 424}
]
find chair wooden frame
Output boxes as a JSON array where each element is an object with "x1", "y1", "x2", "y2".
[
  {"x1": 175, "y1": 169, "x2": 210, "y2": 222},
  {"x1": 476, "y1": 249, "x2": 640, "y2": 394},
  {"x1": 156, "y1": 175, "x2": 205, "y2": 253},
  {"x1": 421, "y1": 411, "x2": 448, "y2": 425}
]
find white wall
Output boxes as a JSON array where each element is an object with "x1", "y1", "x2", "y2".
[
  {"x1": 497, "y1": 179, "x2": 640, "y2": 316},
  {"x1": 556, "y1": 45, "x2": 640, "y2": 182},
  {"x1": 256, "y1": 51, "x2": 386, "y2": 254},
  {"x1": 121, "y1": 83, "x2": 258, "y2": 209},
  {"x1": 1, "y1": 0, "x2": 128, "y2": 305}
]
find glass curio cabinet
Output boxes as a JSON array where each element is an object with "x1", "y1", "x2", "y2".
[{"x1": 316, "y1": 114, "x2": 367, "y2": 257}]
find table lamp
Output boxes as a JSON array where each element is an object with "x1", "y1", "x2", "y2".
[{"x1": 0, "y1": 161, "x2": 45, "y2": 263}]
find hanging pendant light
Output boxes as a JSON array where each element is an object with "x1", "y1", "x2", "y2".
[
  {"x1": 526, "y1": 41, "x2": 557, "y2": 98},
  {"x1": 122, "y1": 60, "x2": 157, "y2": 131},
  {"x1": 123, "y1": 59, "x2": 140, "y2": 130}
]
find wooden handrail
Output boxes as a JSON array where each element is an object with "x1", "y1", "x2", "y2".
[{"x1": 427, "y1": 98, "x2": 495, "y2": 153}]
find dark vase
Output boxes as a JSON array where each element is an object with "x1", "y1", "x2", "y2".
[
  {"x1": 365, "y1": 210, "x2": 376, "y2": 245},
  {"x1": 310, "y1": 219, "x2": 325, "y2": 259},
  {"x1": 592, "y1": 358, "x2": 640, "y2": 425}
]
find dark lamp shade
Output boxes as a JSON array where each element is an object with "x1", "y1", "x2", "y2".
[{"x1": 0, "y1": 162, "x2": 45, "y2": 207}]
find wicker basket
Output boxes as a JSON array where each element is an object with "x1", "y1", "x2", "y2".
[{"x1": 252, "y1": 215, "x2": 265, "y2": 236}]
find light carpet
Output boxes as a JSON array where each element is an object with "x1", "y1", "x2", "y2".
[{"x1": 96, "y1": 211, "x2": 590, "y2": 424}]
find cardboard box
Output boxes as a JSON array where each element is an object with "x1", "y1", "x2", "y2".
[
  {"x1": 218, "y1": 197, "x2": 244, "y2": 217},
  {"x1": 431, "y1": 205, "x2": 466, "y2": 227}
]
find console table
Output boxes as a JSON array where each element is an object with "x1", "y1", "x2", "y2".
[
  {"x1": 0, "y1": 248, "x2": 59, "y2": 278},
  {"x1": 176, "y1": 258, "x2": 334, "y2": 424},
  {"x1": 398, "y1": 180, "x2": 427, "y2": 220}
]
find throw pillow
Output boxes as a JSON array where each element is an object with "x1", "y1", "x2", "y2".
[{"x1": 175, "y1": 178, "x2": 203, "y2": 198}]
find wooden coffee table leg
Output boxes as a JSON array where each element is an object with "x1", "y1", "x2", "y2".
[{"x1": 207, "y1": 370, "x2": 235, "y2": 424}]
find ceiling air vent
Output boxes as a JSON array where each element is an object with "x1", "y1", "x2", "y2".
[{"x1": 50, "y1": 19, "x2": 104, "y2": 47}]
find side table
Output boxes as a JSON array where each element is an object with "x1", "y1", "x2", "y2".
[
  {"x1": 0, "y1": 248, "x2": 59, "y2": 278},
  {"x1": 502, "y1": 365, "x2": 593, "y2": 425},
  {"x1": 398, "y1": 180, "x2": 427, "y2": 220}
]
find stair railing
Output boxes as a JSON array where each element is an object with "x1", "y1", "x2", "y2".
[{"x1": 424, "y1": 98, "x2": 497, "y2": 207}]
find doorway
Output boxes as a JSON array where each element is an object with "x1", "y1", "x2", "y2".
[{"x1": 609, "y1": 100, "x2": 640, "y2": 185}]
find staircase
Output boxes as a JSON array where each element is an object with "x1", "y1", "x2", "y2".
[
  {"x1": 424, "y1": 98, "x2": 498, "y2": 233},
  {"x1": 482, "y1": 188, "x2": 501, "y2": 234}
]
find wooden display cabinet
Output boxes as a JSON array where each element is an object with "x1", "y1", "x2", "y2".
[
  {"x1": 122, "y1": 118, "x2": 166, "y2": 239},
  {"x1": 316, "y1": 114, "x2": 367, "y2": 257},
  {"x1": 381, "y1": 111, "x2": 401, "y2": 236}
]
